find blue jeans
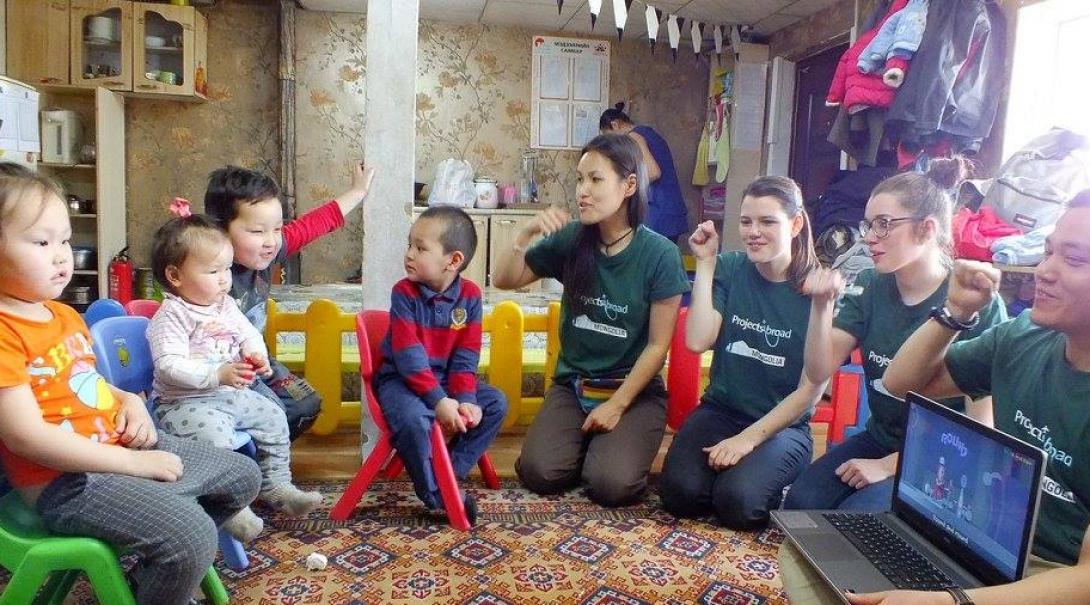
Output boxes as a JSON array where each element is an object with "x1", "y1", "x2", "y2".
[
  {"x1": 377, "y1": 378, "x2": 507, "y2": 508},
  {"x1": 659, "y1": 404, "x2": 812, "y2": 529},
  {"x1": 783, "y1": 430, "x2": 894, "y2": 512}
]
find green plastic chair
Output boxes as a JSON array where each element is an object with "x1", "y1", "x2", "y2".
[{"x1": 0, "y1": 489, "x2": 229, "y2": 605}]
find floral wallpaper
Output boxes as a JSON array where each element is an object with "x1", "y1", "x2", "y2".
[
  {"x1": 123, "y1": 5, "x2": 706, "y2": 283},
  {"x1": 295, "y1": 13, "x2": 707, "y2": 283},
  {"x1": 124, "y1": 0, "x2": 279, "y2": 267}
]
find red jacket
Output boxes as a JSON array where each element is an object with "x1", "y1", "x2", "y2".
[{"x1": 827, "y1": 0, "x2": 910, "y2": 111}]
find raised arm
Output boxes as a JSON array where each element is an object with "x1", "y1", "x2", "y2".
[
  {"x1": 801, "y1": 268, "x2": 858, "y2": 384},
  {"x1": 685, "y1": 220, "x2": 724, "y2": 353},
  {"x1": 626, "y1": 130, "x2": 662, "y2": 181},
  {"x1": 491, "y1": 206, "x2": 569, "y2": 290},
  {"x1": 885, "y1": 260, "x2": 1002, "y2": 399}
]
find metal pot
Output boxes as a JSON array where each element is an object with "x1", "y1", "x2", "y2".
[
  {"x1": 72, "y1": 247, "x2": 96, "y2": 270},
  {"x1": 66, "y1": 286, "x2": 92, "y2": 304}
]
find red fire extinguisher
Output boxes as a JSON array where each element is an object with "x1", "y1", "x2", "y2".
[{"x1": 108, "y1": 247, "x2": 133, "y2": 305}]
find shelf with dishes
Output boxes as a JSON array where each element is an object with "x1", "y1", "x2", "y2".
[{"x1": 40, "y1": 162, "x2": 96, "y2": 170}]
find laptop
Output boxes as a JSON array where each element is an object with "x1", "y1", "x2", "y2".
[{"x1": 772, "y1": 392, "x2": 1046, "y2": 601}]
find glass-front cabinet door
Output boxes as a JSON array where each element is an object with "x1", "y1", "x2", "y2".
[
  {"x1": 133, "y1": 3, "x2": 197, "y2": 96},
  {"x1": 70, "y1": 0, "x2": 133, "y2": 91}
]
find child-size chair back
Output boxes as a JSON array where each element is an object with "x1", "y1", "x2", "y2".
[
  {"x1": 83, "y1": 298, "x2": 126, "y2": 327},
  {"x1": 356, "y1": 310, "x2": 392, "y2": 432},
  {"x1": 124, "y1": 299, "x2": 161, "y2": 319},
  {"x1": 90, "y1": 316, "x2": 154, "y2": 396},
  {"x1": 666, "y1": 306, "x2": 700, "y2": 431}
]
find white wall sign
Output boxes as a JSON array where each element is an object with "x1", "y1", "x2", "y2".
[{"x1": 531, "y1": 36, "x2": 610, "y2": 150}]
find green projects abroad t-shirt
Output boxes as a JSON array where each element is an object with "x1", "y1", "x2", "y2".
[
  {"x1": 701, "y1": 251, "x2": 812, "y2": 424},
  {"x1": 525, "y1": 222, "x2": 690, "y2": 383},
  {"x1": 945, "y1": 311, "x2": 1090, "y2": 565},
  {"x1": 834, "y1": 269, "x2": 1008, "y2": 451}
]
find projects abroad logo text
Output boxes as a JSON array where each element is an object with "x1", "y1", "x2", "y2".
[
  {"x1": 730, "y1": 314, "x2": 792, "y2": 348},
  {"x1": 580, "y1": 294, "x2": 629, "y2": 321}
]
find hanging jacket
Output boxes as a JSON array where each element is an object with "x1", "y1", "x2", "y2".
[
  {"x1": 826, "y1": 0, "x2": 910, "y2": 111},
  {"x1": 887, "y1": 0, "x2": 1007, "y2": 148},
  {"x1": 858, "y1": 0, "x2": 930, "y2": 74}
]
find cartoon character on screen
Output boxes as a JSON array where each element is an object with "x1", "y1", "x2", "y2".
[{"x1": 928, "y1": 456, "x2": 952, "y2": 503}]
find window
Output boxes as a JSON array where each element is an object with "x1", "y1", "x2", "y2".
[
  {"x1": 1004, "y1": 0, "x2": 1090, "y2": 158},
  {"x1": 530, "y1": 36, "x2": 610, "y2": 151}
]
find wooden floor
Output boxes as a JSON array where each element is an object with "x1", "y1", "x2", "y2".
[{"x1": 291, "y1": 423, "x2": 830, "y2": 481}]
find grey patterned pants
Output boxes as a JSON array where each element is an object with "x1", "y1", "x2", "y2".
[
  {"x1": 36, "y1": 434, "x2": 260, "y2": 605},
  {"x1": 156, "y1": 389, "x2": 293, "y2": 490}
]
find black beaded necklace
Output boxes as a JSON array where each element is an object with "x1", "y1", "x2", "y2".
[{"x1": 600, "y1": 227, "x2": 634, "y2": 254}]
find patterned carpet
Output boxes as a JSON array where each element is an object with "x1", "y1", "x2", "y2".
[
  {"x1": 221, "y1": 479, "x2": 788, "y2": 605},
  {"x1": 7, "y1": 479, "x2": 790, "y2": 604}
]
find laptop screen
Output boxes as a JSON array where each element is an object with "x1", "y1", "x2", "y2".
[{"x1": 894, "y1": 394, "x2": 1044, "y2": 584}]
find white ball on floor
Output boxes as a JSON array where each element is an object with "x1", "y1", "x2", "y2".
[{"x1": 305, "y1": 552, "x2": 328, "y2": 571}]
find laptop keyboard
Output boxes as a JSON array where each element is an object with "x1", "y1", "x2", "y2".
[{"x1": 824, "y1": 512, "x2": 958, "y2": 591}]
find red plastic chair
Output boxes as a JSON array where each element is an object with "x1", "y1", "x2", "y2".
[
  {"x1": 812, "y1": 349, "x2": 864, "y2": 446},
  {"x1": 666, "y1": 306, "x2": 700, "y2": 431},
  {"x1": 124, "y1": 299, "x2": 160, "y2": 319},
  {"x1": 329, "y1": 310, "x2": 500, "y2": 529}
]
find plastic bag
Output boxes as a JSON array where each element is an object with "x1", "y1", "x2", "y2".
[{"x1": 427, "y1": 158, "x2": 475, "y2": 208}]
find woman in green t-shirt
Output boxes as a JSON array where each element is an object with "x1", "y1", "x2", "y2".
[
  {"x1": 492, "y1": 133, "x2": 690, "y2": 506},
  {"x1": 659, "y1": 176, "x2": 826, "y2": 529},
  {"x1": 785, "y1": 158, "x2": 1007, "y2": 512}
]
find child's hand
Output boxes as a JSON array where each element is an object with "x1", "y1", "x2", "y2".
[
  {"x1": 436, "y1": 397, "x2": 467, "y2": 435},
  {"x1": 336, "y1": 162, "x2": 376, "y2": 214},
  {"x1": 243, "y1": 352, "x2": 273, "y2": 379},
  {"x1": 113, "y1": 391, "x2": 158, "y2": 449},
  {"x1": 457, "y1": 402, "x2": 483, "y2": 429},
  {"x1": 218, "y1": 362, "x2": 256, "y2": 389},
  {"x1": 127, "y1": 449, "x2": 183, "y2": 482}
]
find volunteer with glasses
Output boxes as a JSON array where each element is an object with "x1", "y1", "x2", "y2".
[{"x1": 783, "y1": 158, "x2": 1008, "y2": 512}]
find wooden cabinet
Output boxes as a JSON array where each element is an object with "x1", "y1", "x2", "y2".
[
  {"x1": 39, "y1": 87, "x2": 127, "y2": 305},
  {"x1": 6, "y1": 0, "x2": 70, "y2": 87},
  {"x1": 488, "y1": 214, "x2": 540, "y2": 292},
  {"x1": 131, "y1": 2, "x2": 207, "y2": 98},
  {"x1": 70, "y1": 0, "x2": 133, "y2": 91},
  {"x1": 6, "y1": 0, "x2": 207, "y2": 100}
]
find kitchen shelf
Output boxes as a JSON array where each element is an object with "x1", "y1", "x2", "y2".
[
  {"x1": 73, "y1": 270, "x2": 98, "y2": 275},
  {"x1": 69, "y1": 213, "x2": 97, "y2": 218},
  {"x1": 40, "y1": 162, "x2": 96, "y2": 170}
]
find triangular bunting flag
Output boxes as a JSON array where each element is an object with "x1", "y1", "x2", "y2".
[
  {"x1": 645, "y1": 5, "x2": 659, "y2": 54},
  {"x1": 730, "y1": 24, "x2": 743, "y2": 58},
  {"x1": 589, "y1": 0, "x2": 602, "y2": 30},
  {"x1": 690, "y1": 20, "x2": 702, "y2": 61},
  {"x1": 655, "y1": 7, "x2": 663, "y2": 22},
  {"x1": 613, "y1": 0, "x2": 628, "y2": 41},
  {"x1": 714, "y1": 25, "x2": 723, "y2": 65},
  {"x1": 667, "y1": 14, "x2": 680, "y2": 63},
  {"x1": 557, "y1": 0, "x2": 563, "y2": 15}
]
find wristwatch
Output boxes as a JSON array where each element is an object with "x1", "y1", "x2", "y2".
[
  {"x1": 929, "y1": 306, "x2": 980, "y2": 331},
  {"x1": 944, "y1": 586, "x2": 975, "y2": 605}
]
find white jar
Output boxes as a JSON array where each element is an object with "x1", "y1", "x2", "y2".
[{"x1": 474, "y1": 177, "x2": 499, "y2": 209}]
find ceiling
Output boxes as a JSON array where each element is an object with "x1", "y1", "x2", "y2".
[{"x1": 296, "y1": 0, "x2": 846, "y2": 37}]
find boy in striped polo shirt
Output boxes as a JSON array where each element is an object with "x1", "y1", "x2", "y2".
[{"x1": 374, "y1": 206, "x2": 507, "y2": 524}]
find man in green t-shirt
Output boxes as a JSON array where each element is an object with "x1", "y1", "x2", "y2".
[{"x1": 829, "y1": 197, "x2": 1090, "y2": 605}]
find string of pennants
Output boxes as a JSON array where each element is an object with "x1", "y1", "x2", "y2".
[{"x1": 555, "y1": 0, "x2": 745, "y2": 64}]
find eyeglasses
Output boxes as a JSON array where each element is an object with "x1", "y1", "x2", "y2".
[{"x1": 859, "y1": 215, "x2": 920, "y2": 239}]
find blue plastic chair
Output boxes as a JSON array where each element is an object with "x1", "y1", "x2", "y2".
[
  {"x1": 83, "y1": 298, "x2": 125, "y2": 327},
  {"x1": 89, "y1": 316, "x2": 254, "y2": 571}
]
